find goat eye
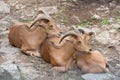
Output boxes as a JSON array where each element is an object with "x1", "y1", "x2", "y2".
[{"x1": 49, "y1": 25, "x2": 54, "y2": 29}]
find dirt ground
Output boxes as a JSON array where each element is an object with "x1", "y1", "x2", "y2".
[{"x1": 0, "y1": 0, "x2": 120, "y2": 80}]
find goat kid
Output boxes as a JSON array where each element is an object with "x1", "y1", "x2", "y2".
[
  {"x1": 8, "y1": 10, "x2": 61, "y2": 57},
  {"x1": 76, "y1": 50, "x2": 109, "y2": 73},
  {"x1": 40, "y1": 29, "x2": 93, "y2": 72}
]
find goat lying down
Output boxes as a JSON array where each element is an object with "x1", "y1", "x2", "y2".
[
  {"x1": 40, "y1": 29, "x2": 93, "y2": 72},
  {"x1": 76, "y1": 50, "x2": 109, "y2": 73},
  {"x1": 8, "y1": 11, "x2": 61, "y2": 57}
]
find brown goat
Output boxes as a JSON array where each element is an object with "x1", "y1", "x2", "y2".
[
  {"x1": 40, "y1": 29, "x2": 93, "y2": 72},
  {"x1": 76, "y1": 50, "x2": 109, "y2": 73},
  {"x1": 8, "y1": 11, "x2": 61, "y2": 57}
]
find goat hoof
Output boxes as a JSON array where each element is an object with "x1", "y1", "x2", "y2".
[
  {"x1": 50, "y1": 67, "x2": 67, "y2": 72},
  {"x1": 26, "y1": 51, "x2": 40, "y2": 57}
]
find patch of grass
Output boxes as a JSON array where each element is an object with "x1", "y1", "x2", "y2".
[
  {"x1": 19, "y1": 18, "x2": 33, "y2": 22},
  {"x1": 101, "y1": 19, "x2": 110, "y2": 25},
  {"x1": 116, "y1": 16, "x2": 120, "y2": 21},
  {"x1": 117, "y1": 10, "x2": 120, "y2": 14},
  {"x1": 79, "y1": 77, "x2": 85, "y2": 80},
  {"x1": 90, "y1": 16, "x2": 95, "y2": 19},
  {"x1": 62, "y1": 17, "x2": 68, "y2": 25},
  {"x1": 91, "y1": 42, "x2": 95, "y2": 46},
  {"x1": 17, "y1": 66, "x2": 25, "y2": 80},
  {"x1": 74, "y1": 20, "x2": 93, "y2": 28}
]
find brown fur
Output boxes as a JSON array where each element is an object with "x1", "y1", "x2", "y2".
[
  {"x1": 40, "y1": 32, "x2": 92, "y2": 72},
  {"x1": 76, "y1": 50, "x2": 109, "y2": 73},
  {"x1": 8, "y1": 16, "x2": 61, "y2": 57}
]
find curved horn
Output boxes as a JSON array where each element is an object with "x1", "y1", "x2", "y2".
[
  {"x1": 59, "y1": 33, "x2": 78, "y2": 43},
  {"x1": 89, "y1": 32, "x2": 94, "y2": 36},
  {"x1": 33, "y1": 10, "x2": 45, "y2": 19},
  {"x1": 29, "y1": 15, "x2": 50, "y2": 28},
  {"x1": 78, "y1": 29, "x2": 85, "y2": 34}
]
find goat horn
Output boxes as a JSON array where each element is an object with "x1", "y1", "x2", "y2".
[
  {"x1": 29, "y1": 15, "x2": 50, "y2": 28},
  {"x1": 33, "y1": 10, "x2": 45, "y2": 19},
  {"x1": 89, "y1": 32, "x2": 94, "y2": 36},
  {"x1": 59, "y1": 33, "x2": 77, "y2": 43},
  {"x1": 78, "y1": 29, "x2": 85, "y2": 34}
]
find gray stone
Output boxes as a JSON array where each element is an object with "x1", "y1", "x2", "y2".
[
  {"x1": 109, "y1": 18, "x2": 115, "y2": 23},
  {"x1": 109, "y1": 0, "x2": 117, "y2": 8},
  {"x1": 0, "y1": 21, "x2": 11, "y2": 30},
  {"x1": 72, "y1": 26, "x2": 93, "y2": 33},
  {"x1": 0, "y1": 30, "x2": 9, "y2": 36},
  {"x1": 95, "y1": 31, "x2": 111, "y2": 44},
  {"x1": 15, "y1": 4, "x2": 26, "y2": 10},
  {"x1": 81, "y1": 73, "x2": 120, "y2": 80},
  {"x1": 110, "y1": 40, "x2": 119, "y2": 45},
  {"x1": 93, "y1": 14, "x2": 101, "y2": 19},
  {"x1": 109, "y1": 29, "x2": 117, "y2": 34},
  {"x1": 96, "y1": 6, "x2": 109, "y2": 11},
  {"x1": 110, "y1": 24, "x2": 120, "y2": 29},
  {"x1": 19, "y1": 65, "x2": 39, "y2": 80},
  {"x1": 0, "y1": 67, "x2": 15, "y2": 80},
  {"x1": 38, "y1": 6, "x2": 58, "y2": 14},
  {"x1": 91, "y1": 27, "x2": 100, "y2": 33},
  {"x1": 116, "y1": 46, "x2": 120, "y2": 54},
  {"x1": 116, "y1": 64, "x2": 120, "y2": 68},
  {"x1": 0, "y1": 39, "x2": 19, "y2": 54},
  {"x1": 115, "y1": 70, "x2": 120, "y2": 77},
  {"x1": 0, "y1": 1, "x2": 10, "y2": 13},
  {"x1": 0, "y1": 61, "x2": 20, "y2": 80}
]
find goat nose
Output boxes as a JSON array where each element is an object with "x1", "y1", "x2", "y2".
[{"x1": 89, "y1": 49, "x2": 92, "y2": 51}]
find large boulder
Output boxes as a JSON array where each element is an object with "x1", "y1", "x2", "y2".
[
  {"x1": 0, "y1": 1, "x2": 10, "y2": 13},
  {"x1": 81, "y1": 73, "x2": 120, "y2": 80}
]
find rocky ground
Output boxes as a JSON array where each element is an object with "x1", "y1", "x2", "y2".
[{"x1": 0, "y1": 0, "x2": 120, "y2": 80}]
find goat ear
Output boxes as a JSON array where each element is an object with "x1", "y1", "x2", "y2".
[
  {"x1": 78, "y1": 29, "x2": 85, "y2": 34},
  {"x1": 89, "y1": 32, "x2": 94, "y2": 36}
]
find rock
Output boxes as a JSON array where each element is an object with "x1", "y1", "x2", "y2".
[
  {"x1": 96, "y1": 5, "x2": 109, "y2": 11},
  {"x1": 116, "y1": 46, "x2": 120, "y2": 54},
  {"x1": 19, "y1": 66, "x2": 39, "y2": 80},
  {"x1": 110, "y1": 40, "x2": 119, "y2": 45},
  {"x1": 72, "y1": 26, "x2": 93, "y2": 33},
  {"x1": 110, "y1": 24, "x2": 120, "y2": 29},
  {"x1": 109, "y1": 0, "x2": 117, "y2": 8},
  {"x1": 0, "y1": 30, "x2": 9, "y2": 35},
  {"x1": 81, "y1": 73, "x2": 120, "y2": 80},
  {"x1": 96, "y1": 5, "x2": 110, "y2": 16},
  {"x1": 0, "y1": 1, "x2": 10, "y2": 13},
  {"x1": 95, "y1": 31, "x2": 111, "y2": 44},
  {"x1": 0, "y1": 67, "x2": 15, "y2": 80},
  {"x1": 15, "y1": 4, "x2": 26, "y2": 10},
  {"x1": 0, "y1": 21, "x2": 11, "y2": 30},
  {"x1": 116, "y1": 64, "x2": 120, "y2": 68},
  {"x1": 38, "y1": 6, "x2": 58, "y2": 14},
  {"x1": 91, "y1": 27, "x2": 100, "y2": 33},
  {"x1": 0, "y1": 39, "x2": 19, "y2": 54},
  {"x1": 109, "y1": 18, "x2": 115, "y2": 23},
  {"x1": 115, "y1": 70, "x2": 120, "y2": 77},
  {"x1": 99, "y1": 0, "x2": 112, "y2": 3},
  {"x1": 109, "y1": 29, "x2": 117, "y2": 33},
  {"x1": 93, "y1": 14, "x2": 101, "y2": 19},
  {"x1": 0, "y1": 61, "x2": 20, "y2": 80}
]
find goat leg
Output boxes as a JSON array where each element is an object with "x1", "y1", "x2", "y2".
[{"x1": 25, "y1": 50, "x2": 41, "y2": 57}]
